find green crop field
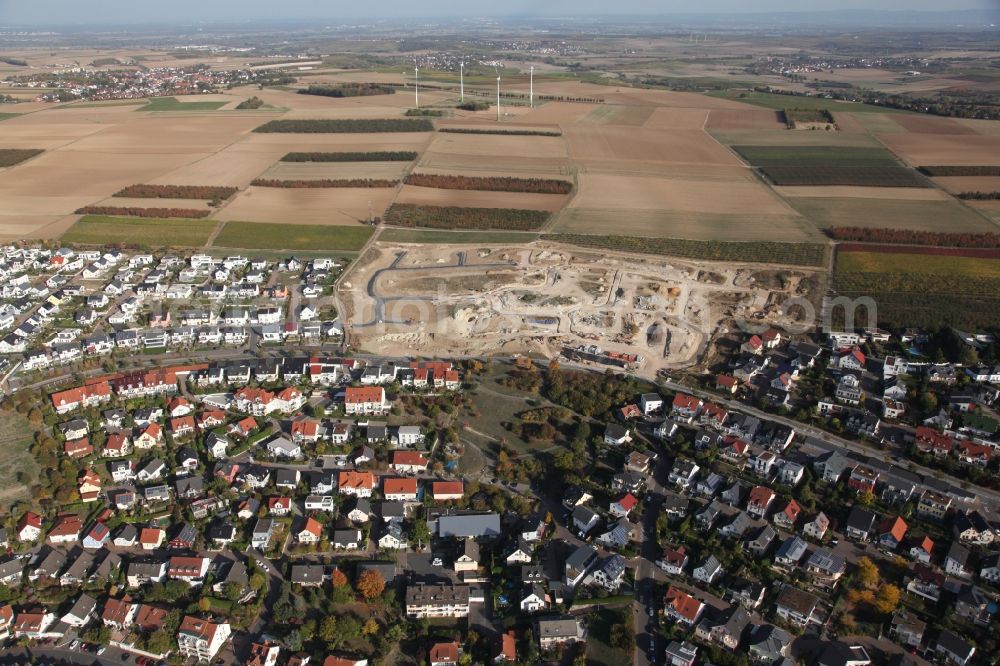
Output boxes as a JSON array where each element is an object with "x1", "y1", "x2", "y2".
[
  {"x1": 733, "y1": 145, "x2": 927, "y2": 187},
  {"x1": 212, "y1": 221, "x2": 374, "y2": 251},
  {"x1": 379, "y1": 229, "x2": 541, "y2": 244},
  {"x1": 543, "y1": 233, "x2": 828, "y2": 267},
  {"x1": 138, "y1": 96, "x2": 227, "y2": 112},
  {"x1": 62, "y1": 215, "x2": 217, "y2": 247},
  {"x1": 0, "y1": 112, "x2": 19, "y2": 121},
  {"x1": 708, "y1": 90, "x2": 910, "y2": 114},
  {"x1": 835, "y1": 249, "x2": 1000, "y2": 328}
]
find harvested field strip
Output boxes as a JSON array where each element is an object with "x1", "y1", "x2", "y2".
[
  {"x1": 113, "y1": 184, "x2": 238, "y2": 200},
  {"x1": 250, "y1": 178, "x2": 397, "y2": 188},
  {"x1": 62, "y1": 215, "x2": 216, "y2": 247},
  {"x1": 281, "y1": 151, "x2": 417, "y2": 162},
  {"x1": 378, "y1": 229, "x2": 540, "y2": 244},
  {"x1": 438, "y1": 128, "x2": 562, "y2": 136},
  {"x1": 212, "y1": 221, "x2": 373, "y2": 251},
  {"x1": 385, "y1": 204, "x2": 549, "y2": 231},
  {"x1": 542, "y1": 233, "x2": 827, "y2": 267},
  {"x1": 0, "y1": 148, "x2": 43, "y2": 167},
  {"x1": 139, "y1": 96, "x2": 227, "y2": 112},
  {"x1": 787, "y1": 197, "x2": 994, "y2": 234},
  {"x1": 919, "y1": 166, "x2": 1000, "y2": 177},
  {"x1": 828, "y1": 228, "x2": 1000, "y2": 249},
  {"x1": 404, "y1": 174, "x2": 573, "y2": 194},
  {"x1": 74, "y1": 206, "x2": 211, "y2": 219},
  {"x1": 254, "y1": 118, "x2": 433, "y2": 133}
]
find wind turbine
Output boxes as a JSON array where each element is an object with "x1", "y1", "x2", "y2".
[
  {"x1": 414, "y1": 63, "x2": 419, "y2": 109},
  {"x1": 495, "y1": 65, "x2": 502, "y2": 122},
  {"x1": 530, "y1": 65, "x2": 534, "y2": 108},
  {"x1": 459, "y1": 61, "x2": 465, "y2": 102}
]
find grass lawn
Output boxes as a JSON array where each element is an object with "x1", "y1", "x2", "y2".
[
  {"x1": 212, "y1": 221, "x2": 374, "y2": 251},
  {"x1": 379, "y1": 228, "x2": 540, "y2": 244},
  {"x1": 707, "y1": 90, "x2": 910, "y2": 114},
  {"x1": 0, "y1": 412, "x2": 39, "y2": 504},
  {"x1": 584, "y1": 607, "x2": 632, "y2": 666},
  {"x1": 62, "y1": 215, "x2": 217, "y2": 247},
  {"x1": 138, "y1": 96, "x2": 227, "y2": 112}
]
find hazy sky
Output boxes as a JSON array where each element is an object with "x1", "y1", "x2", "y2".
[{"x1": 0, "y1": 0, "x2": 997, "y2": 24}]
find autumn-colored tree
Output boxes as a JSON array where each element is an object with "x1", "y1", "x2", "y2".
[
  {"x1": 855, "y1": 556, "x2": 880, "y2": 590},
  {"x1": 331, "y1": 568, "x2": 348, "y2": 588},
  {"x1": 874, "y1": 584, "x2": 901, "y2": 615},
  {"x1": 362, "y1": 618, "x2": 379, "y2": 636},
  {"x1": 356, "y1": 570, "x2": 385, "y2": 599}
]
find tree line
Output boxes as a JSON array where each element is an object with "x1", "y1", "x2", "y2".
[
  {"x1": 297, "y1": 83, "x2": 396, "y2": 98},
  {"x1": 385, "y1": 204, "x2": 550, "y2": 231},
  {"x1": 75, "y1": 206, "x2": 211, "y2": 219},
  {"x1": 957, "y1": 191, "x2": 1000, "y2": 200},
  {"x1": 113, "y1": 184, "x2": 237, "y2": 200},
  {"x1": 439, "y1": 128, "x2": 561, "y2": 137},
  {"x1": 405, "y1": 173, "x2": 572, "y2": 194},
  {"x1": 251, "y1": 178, "x2": 397, "y2": 188},
  {"x1": 280, "y1": 151, "x2": 417, "y2": 162}
]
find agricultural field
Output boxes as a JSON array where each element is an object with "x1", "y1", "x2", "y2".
[
  {"x1": 732, "y1": 145, "x2": 927, "y2": 187},
  {"x1": 0, "y1": 148, "x2": 43, "y2": 167},
  {"x1": 61, "y1": 214, "x2": 217, "y2": 247},
  {"x1": 787, "y1": 197, "x2": 996, "y2": 233},
  {"x1": 138, "y1": 96, "x2": 228, "y2": 112},
  {"x1": 261, "y1": 161, "x2": 410, "y2": 181},
  {"x1": 706, "y1": 90, "x2": 909, "y2": 114},
  {"x1": 542, "y1": 233, "x2": 827, "y2": 267},
  {"x1": 834, "y1": 247, "x2": 1000, "y2": 329},
  {"x1": 253, "y1": 118, "x2": 434, "y2": 133},
  {"x1": 217, "y1": 186, "x2": 397, "y2": 225},
  {"x1": 395, "y1": 185, "x2": 567, "y2": 213},
  {"x1": 385, "y1": 204, "x2": 550, "y2": 230},
  {"x1": 555, "y1": 171, "x2": 819, "y2": 242},
  {"x1": 878, "y1": 133, "x2": 1000, "y2": 167},
  {"x1": 377, "y1": 228, "x2": 541, "y2": 244},
  {"x1": 211, "y1": 220, "x2": 373, "y2": 251}
]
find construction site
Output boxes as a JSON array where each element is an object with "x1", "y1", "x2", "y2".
[{"x1": 337, "y1": 240, "x2": 823, "y2": 378}]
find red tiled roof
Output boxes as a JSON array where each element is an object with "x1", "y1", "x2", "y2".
[
  {"x1": 383, "y1": 478, "x2": 418, "y2": 495},
  {"x1": 345, "y1": 386, "x2": 385, "y2": 404}
]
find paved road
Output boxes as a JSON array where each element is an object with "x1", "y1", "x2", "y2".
[
  {"x1": 655, "y1": 376, "x2": 993, "y2": 509},
  {"x1": 0, "y1": 644, "x2": 143, "y2": 665}
]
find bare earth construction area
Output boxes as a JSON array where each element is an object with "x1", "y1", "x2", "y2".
[{"x1": 339, "y1": 240, "x2": 821, "y2": 378}]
